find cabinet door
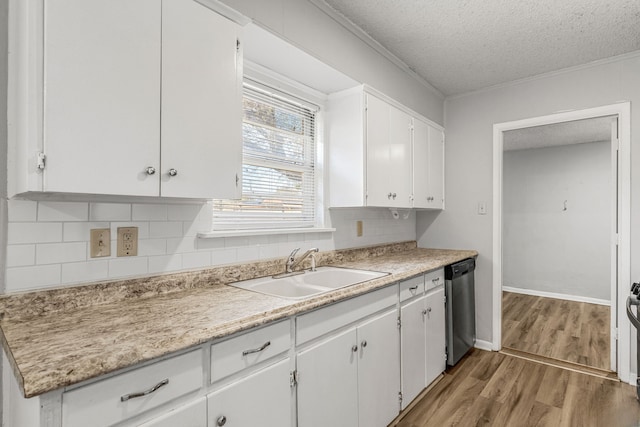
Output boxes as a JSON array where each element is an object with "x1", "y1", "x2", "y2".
[
  {"x1": 357, "y1": 309, "x2": 401, "y2": 427},
  {"x1": 425, "y1": 287, "x2": 446, "y2": 385},
  {"x1": 427, "y1": 126, "x2": 445, "y2": 209},
  {"x1": 400, "y1": 296, "x2": 427, "y2": 409},
  {"x1": 138, "y1": 398, "x2": 206, "y2": 427},
  {"x1": 412, "y1": 119, "x2": 430, "y2": 208},
  {"x1": 208, "y1": 359, "x2": 292, "y2": 427},
  {"x1": 365, "y1": 94, "x2": 411, "y2": 207},
  {"x1": 297, "y1": 328, "x2": 358, "y2": 427},
  {"x1": 161, "y1": 0, "x2": 243, "y2": 199},
  {"x1": 44, "y1": 0, "x2": 161, "y2": 196}
]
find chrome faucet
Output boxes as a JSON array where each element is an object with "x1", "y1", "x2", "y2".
[
  {"x1": 275, "y1": 247, "x2": 319, "y2": 278},
  {"x1": 289, "y1": 247, "x2": 319, "y2": 272}
]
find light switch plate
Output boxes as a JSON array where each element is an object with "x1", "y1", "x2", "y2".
[
  {"x1": 90, "y1": 228, "x2": 111, "y2": 258},
  {"x1": 117, "y1": 227, "x2": 138, "y2": 257}
]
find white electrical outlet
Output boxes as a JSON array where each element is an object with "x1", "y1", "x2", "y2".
[
  {"x1": 117, "y1": 227, "x2": 138, "y2": 257},
  {"x1": 478, "y1": 202, "x2": 487, "y2": 215}
]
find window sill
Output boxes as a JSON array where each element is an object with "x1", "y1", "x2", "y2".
[{"x1": 197, "y1": 227, "x2": 336, "y2": 239}]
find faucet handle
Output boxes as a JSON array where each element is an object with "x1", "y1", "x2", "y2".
[{"x1": 288, "y1": 248, "x2": 300, "y2": 261}]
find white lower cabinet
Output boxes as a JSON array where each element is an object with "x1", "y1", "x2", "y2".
[
  {"x1": 400, "y1": 295, "x2": 427, "y2": 409},
  {"x1": 297, "y1": 307, "x2": 400, "y2": 427},
  {"x1": 208, "y1": 359, "x2": 292, "y2": 427},
  {"x1": 138, "y1": 398, "x2": 207, "y2": 427},
  {"x1": 297, "y1": 328, "x2": 359, "y2": 427},
  {"x1": 425, "y1": 286, "x2": 446, "y2": 386},
  {"x1": 400, "y1": 271, "x2": 446, "y2": 409}
]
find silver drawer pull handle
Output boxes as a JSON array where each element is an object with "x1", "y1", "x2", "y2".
[
  {"x1": 120, "y1": 379, "x2": 168, "y2": 402},
  {"x1": 242, "y1": 341, "x2": 271, "y2": 356},
  {"x1": 409, "y1": 286, "x2": 418, "y2": 291},
  {"x1": 432, "y1": 277, "x2": 440, "y2": 282}
]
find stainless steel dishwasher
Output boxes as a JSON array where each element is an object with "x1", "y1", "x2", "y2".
[{"x1": 445, "y1": 258, "x2": 476, "y2": 366}]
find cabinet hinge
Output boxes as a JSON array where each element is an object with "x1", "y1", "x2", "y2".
[
  {"x1": 443, "y1": 294, "x2": 447, "y2": 305},
  {"x1": 36, "y1": 152, "x2": 46, "y2": 171},
  {"x1": 398, "y1": 391, "x2": 403, "y2": 403},
  {"x1": 235, "y1": 173, "x2": 239, "y2": 187},
  {"x1": 290, "y1": 370, "x2": 298, "y2": 387},
  {"x1": 397, "y1": 316, "x2": 402, "y2": 329},
  {"x1": 236, "y1": 38, "x2": 241, "y2": 52}
]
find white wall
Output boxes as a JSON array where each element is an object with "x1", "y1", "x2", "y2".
[
  {"x1": 502, "y1": 141, "x2": 611, "y2": 302},
  {"x1": 416, "y1": 52, "x2": 640, "y2": 348}
]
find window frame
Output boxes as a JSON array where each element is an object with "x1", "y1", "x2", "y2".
[{"x1": 211, "y1": 74, "x2": 327, "y2": 232}]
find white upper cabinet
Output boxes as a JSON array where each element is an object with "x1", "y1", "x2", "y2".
[
  {"x1": 413, "y1": 119, "x2": 445, "y2": 209},
  {"x1": 9, "y1": 0, "x2": 244, "y2": 199},
  {"x1": 327, "y1": 85, "x2": 444, "y2": 209},
  {"x1": 161, "y1": 0, "x2": 242, "y2": 199},
  {"x1": 365, "y1": 94, "x2": 413, "y2": 207},
  {"x1": 43, "y1": 0, "x2": 161, "y2": 197}
]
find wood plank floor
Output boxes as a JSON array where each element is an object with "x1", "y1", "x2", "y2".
[
  {"x1": 394, "y1": 349, "x2": 640, "y2": 427},
  {"x1": 502, "y1": 291, "x2": 610, "y2": 371}
]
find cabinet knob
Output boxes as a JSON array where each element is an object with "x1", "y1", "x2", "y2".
[
  {"x1": 168, "y1": 168, "x2": 178, "y2": 177},
  {"x1": 422, "y1": 309, "x2": 428, "y2": 315},
  {"x1": 217, "y1": 415, "x2": 227, "y2": 426},
  {"x1": 361, "y1": 340, "x2": 367, "y2": 348},
  {"x1": 392, "y1": 193, "x2": 397, "y2": 199},
  {"x1": 352, "y1": 345, "x2": 358, "y2": 352},
  {"x1": 387, "y1": 192, "x2": 393, "y2": 199},
  {"x1": 145, "y1": 166, "x2": 156, "y2": 175}
]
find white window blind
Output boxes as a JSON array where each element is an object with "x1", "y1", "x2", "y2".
[{"x1": 213, "y1": 83, "x2": 317, "y2": 229}]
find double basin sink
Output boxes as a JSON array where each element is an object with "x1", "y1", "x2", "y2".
[{"x1": 229, "y1": 266, "x2": 389, "y2": 300}]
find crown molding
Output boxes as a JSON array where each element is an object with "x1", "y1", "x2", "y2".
[{"x1": 308, "y1": 0, "x2": 444, "y2": 100}]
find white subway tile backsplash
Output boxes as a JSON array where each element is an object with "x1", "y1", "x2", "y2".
[
  {"x1": 8, "y1": 223, "x2": 62, "y2": 244},
  {"x1": 138, "y1": 239, "x2": 168, "y2": 256},
  {"x1": 90, "y1": 203, "x2": 131, "y2": 221},
  {"x1": 6, "y1": 245, "x2": 36, "y2": 267},
  {"x1": 196, "y1": 237, "x2": 225, "y2": 251},
  {"x1": 166, "y1": 237, "x2": 197, "y2": 254},
  {"x1": 3, "y1": 200, "x2": 416, "y2": 291},
  {"x1": 61, "y1": 260, "x2": 109, "y2": 284},
  {"x1": 182, "y1": 252, "x2": 212, "y2": 270},
  {"x1": 6, "y1": 265, "x2": 61, "y2": 292},
  {"x1": 211, "y1": 248, "x2": 237, "y2": 265},
  {"x1": 8, "y1": 200, "x2": 38, "y2": 222},
  {"x1": 148, "y1": 254, "x2": 182, "y2": 274},
  {"x1": 38, "y1": 202, "x2": 88, "y2": 222},
  {"x1": 132, "y1": 204, "x2": 168, "y2": 221},
  {"x1": 36, "y1": 242, "x2": 87, "y2": 265},
  {"x1": 237, "y1": 246, "x2": 260, "y2": 262},
  {"x1": 167, "y1": 204, "x2": 203, "y2": 221},
  {"x1": 149, "y1": 222, "x2": 183, "y2": 239},
  {"x1": 109, "y1": 257, "x2": 148, "y2": 279},
  {"x1": 63, "y1": 222, "x2": 110, "y2": 242}
]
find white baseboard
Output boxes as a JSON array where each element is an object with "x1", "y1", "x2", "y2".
[
  {"x1": 502, "y1": 286, "x2": 610, "y2": 306},
  {"x1": 474, "y1": 339, "x2": 494, "y2": 351}
]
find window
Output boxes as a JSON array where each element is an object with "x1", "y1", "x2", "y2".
[{"x1": 213, "y1": 82, "x2": 318, "y2": 229}]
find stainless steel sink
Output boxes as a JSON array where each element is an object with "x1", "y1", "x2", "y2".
[{"x1": 228, "y1": 267, "x2": 389, "y2": 300}]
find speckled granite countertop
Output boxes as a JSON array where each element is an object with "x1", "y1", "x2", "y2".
[{"x1": 0, "y1": 241, "x2": 477, "y2": 398}]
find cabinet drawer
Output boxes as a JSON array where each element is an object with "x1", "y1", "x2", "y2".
[
  {"x1": 62, "y1": 350, "x2": 203, "y2": 427},
  {"x1": 296, "y1": 285, "x2": 398, "y2": 345},
  {"x1": 211, "y1": 320, "x2": 291, "y2": 383},
  {"x1": 425, "y1": 268, "x2": 444, "y2": 291},
  {"x1": 399, "y1": 275, "x2": 424, "y2": 302}
]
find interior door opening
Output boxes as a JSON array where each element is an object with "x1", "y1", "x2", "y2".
[{"x1": 492, "y1": 103, "x2": 631, "y2": 382}]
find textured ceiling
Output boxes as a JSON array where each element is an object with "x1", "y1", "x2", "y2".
[
  {"x1": 503, "y1": 116, "x2": 615, "y2": 151},
  {"x1": 320, "y1": 0, "x2": 640, "y2": 96}
]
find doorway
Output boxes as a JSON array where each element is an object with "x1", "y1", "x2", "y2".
[
  {"x1": 491, "y1": 103, "x2": 631, "y2": 381},
  {"x1": 501, "y1": 119, "x2": 614, "y2": 371}
]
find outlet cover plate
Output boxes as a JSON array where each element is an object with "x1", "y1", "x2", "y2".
[
  {"x1": 90, "y1": 228, "x2": 111, "y2": 258},
  {"x1": 117, "y1": 227, "x2": 138, "y2": 257}
]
